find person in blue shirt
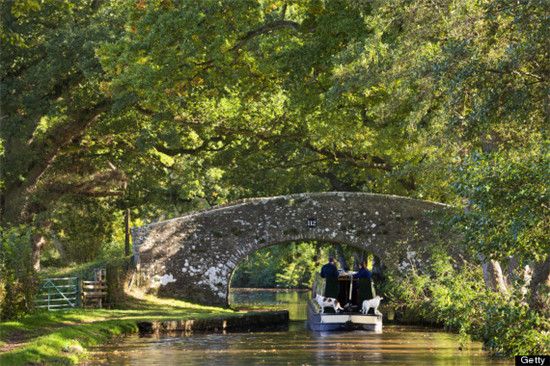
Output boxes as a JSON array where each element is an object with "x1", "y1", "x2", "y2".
[
  {"x1": 354, "y1": 262, "x2": 372, "y2": 280},
  {"x1": 320, "y1": 257, "x2": 339, "y2": 298},
  {"x1": 355, "y1": 262, "x2": 374, "y2": 307}
]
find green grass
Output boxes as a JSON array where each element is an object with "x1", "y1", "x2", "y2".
[
  {"x1": 0, "y1": 292, "x2": 240, "y2": 365},
  {"x1": 40, "y1": 261, "x2": 103, "y2": 278},
  {"x1": 39, "y1": 257, "x2": 129, "y2": 280},
  {"x1": 1, "y1": 319, "x2": 139, "y2": 365}
]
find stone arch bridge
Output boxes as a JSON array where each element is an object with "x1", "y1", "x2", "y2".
[{"x1": 132, "y1": 192, "x2": 450, "y2": 307}]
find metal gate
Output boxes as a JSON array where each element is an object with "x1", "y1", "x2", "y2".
[{"x1": 35, "y1": 277, "x2": 80, "y2": 310}]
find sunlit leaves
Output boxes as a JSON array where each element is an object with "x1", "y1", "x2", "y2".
[
  {"x1": 454, "y1": 148, "x2": 549, "y2": 262},
  {"x1": 2, "y1": 0, "x2": 547, "y2": 275}
]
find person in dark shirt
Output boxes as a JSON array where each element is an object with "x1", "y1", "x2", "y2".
[
  {"x1": 354, "y1": 263, "x2": 372, "y2": 280},
  {"x1": 320, "y1": 257, "x2": 339, "y2": 298},
  {"x1": 355, "y1": 262, "x2": 374, "y2": 305},
  {"x1": 320, "y1": 257, "x2": 339, "y2": 279}
]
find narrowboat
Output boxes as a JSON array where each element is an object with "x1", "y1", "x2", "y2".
[{"x1": 307, "y1": 272, "x2": 382, "y2": 332}]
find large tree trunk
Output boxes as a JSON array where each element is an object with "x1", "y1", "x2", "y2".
[
  {"x1": 31, "y1": 234, "x2": 46, "y2": 272},
  {"x1": 124, "y1": 208, "x2": 131, "y2": 256},
  {"x1": 1, "y1": 101, "x2": 111, "y2": 223},
  {"x1": 1, "y1": 185, "x2": 30, "y2": 226},
  {"x1": 506, "y1": 256, "x2": 519, "y2": 288},
  {"x1": 1, "y1": 101, "x2": 112, "y2": 273},
  {"x1": 50, "y1": 234, "x2": 67, "y2": 263},
  {"x1": 481, "y1": 258, "x2": 509, "y2": 295},
  {"x1": 529, "y1": 258, "x2": 550, "y2": 314}
]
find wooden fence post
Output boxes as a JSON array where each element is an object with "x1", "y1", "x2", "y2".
[{"x1": 124, "y1": 208, "x2": 131, "y2": 256}]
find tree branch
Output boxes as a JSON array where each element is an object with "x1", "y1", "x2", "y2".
[
  {"x1": 231, "y1": 20, "x2": 300, "y2": 52},
  {"x1": 305, "y1": 143, "x2": 393, "y2": 172},
  {"x1": 24, "y1": 100, "x2": 111, "y2": 194},
  {"x1": 42, "y1": 166, "x2": 127, "y2": 200},
  {"x1": 317, "y1": 171, "x2": 358, "y2": 191},
  {"x1": 155, "y1": 136, "x2": 226, "y2": 155}
]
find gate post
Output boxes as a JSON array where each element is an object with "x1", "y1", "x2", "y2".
[{"x1": 76, "y1": 277, "x2": 82, "y2": 307}]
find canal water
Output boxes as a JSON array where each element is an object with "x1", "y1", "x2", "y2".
[{"x1": 87, "y1": 289, "x2": 510, "y2": 365}]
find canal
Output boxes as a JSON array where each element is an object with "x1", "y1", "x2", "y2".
[{"x1": 87, "y1": 289, "x2": 509, "y2": 365}]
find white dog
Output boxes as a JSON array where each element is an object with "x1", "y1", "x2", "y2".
[
  {"x1": 316, "y1": 294, "x2": 344, "y2": 314},
  {"x1": 361, "y1": 296, "x2": 383, "y2": 315}
]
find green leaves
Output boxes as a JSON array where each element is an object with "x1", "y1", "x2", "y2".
[
  {"x1": 385, "y1": 251, "x2": 550, "y2": 355},
  {"x1": 454, "y1": 149, "x2": 549, "y2": 262},
  {"x1": 1, "y1": 0, "x2": 548, "y2": 306},
  {"x1": 0, "y1": 226, "x2": 35, "y2": 319}
]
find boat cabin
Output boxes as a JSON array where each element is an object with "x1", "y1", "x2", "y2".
[
  {"x1": 308, "y1": 271, "x2": 382, "y2": 332},
  {"x1": 324, "y1": 272, "x2": 375, "y2": 313}
]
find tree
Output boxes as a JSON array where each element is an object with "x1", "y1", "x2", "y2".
[
  {"x1": 2, "y1": 0, "x2": 547, "y2": 315},
  {"x1": 336, "y1": 0, "x2": 549, "y2": 307},
  {"x1": 0, "y1": 1, "x2": 129, "y2": 268}
]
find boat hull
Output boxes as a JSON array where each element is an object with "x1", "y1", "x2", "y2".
[{"x1": 307, "y1": 301, "x2": 382, "y2": 332}]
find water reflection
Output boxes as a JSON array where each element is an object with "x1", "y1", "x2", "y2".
[
  {"x1": 229, "y1": 288, "x2": 310, "y2": 320},
  {"x1": 89, "y1": 323, "x2": 509, "y2": 366},
  {"x1": 87, "y1": 290, "x2": 510, "y2": 365}
]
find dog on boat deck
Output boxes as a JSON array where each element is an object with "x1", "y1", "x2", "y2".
[
  {"x1": 316, "y1": 294, "x2": 344, "y2": 314},
  {"x1": 361, "y1": 296, "x2": 383, "y2": 315}
]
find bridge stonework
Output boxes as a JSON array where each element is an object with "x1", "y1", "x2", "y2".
[{"x1": 132, "y1": 192, "x2": 449, "y2": 307}]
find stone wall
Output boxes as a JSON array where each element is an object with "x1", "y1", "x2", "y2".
[
  {"x1": 132, "y1": 192, "x2": 449, "y2": 307},
  {"x1": 137, "y1": 311, "x2": 289, "y2": 333}
]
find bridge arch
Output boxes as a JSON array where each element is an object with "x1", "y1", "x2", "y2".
[{"x1": 132, "y1": 192, "x2": 449, "y2": 307}]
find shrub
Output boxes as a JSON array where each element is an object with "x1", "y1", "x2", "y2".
[
  {"x1": 477, "y1": 296, "x2": 549, "y2": 355},
  {"x1": 0, "y1": 226, "x2": 36, "y2": 320},
  {"x1": 384, "y1": 251, "x2": 549, "y2": 355}
]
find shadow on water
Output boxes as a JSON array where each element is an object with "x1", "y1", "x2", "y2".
[{"x1": 85, "y1": 289, "x2": 511, "y2": 365}]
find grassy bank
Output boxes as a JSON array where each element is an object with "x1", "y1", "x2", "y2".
[{"x1": 0, "y1": 292, "x2": 238, "y2": 365}]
